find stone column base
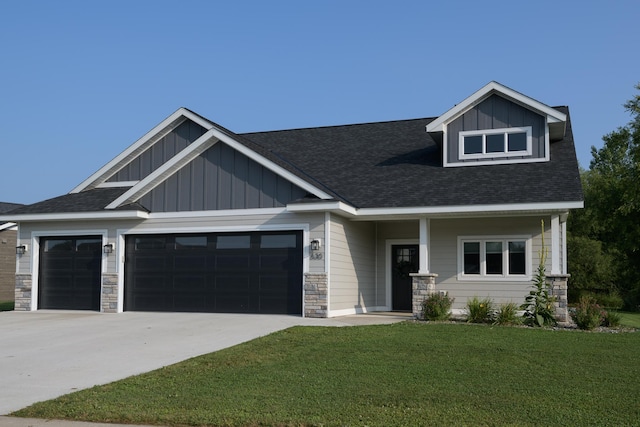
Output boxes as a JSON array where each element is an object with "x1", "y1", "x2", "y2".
[
  {"x1": 101, "y1": 273, "x2": 119, "y2": 313},
  {"x1": 14, "y1": 274, "x2": 32, "y2": 311},
  {"x1": 304, "y1": 273, "x2": 328, "y2": 318},
  {"x1": 410, "y1": 273, "x2": 438, "y2": 319},
  {"x1": 547, "y1": 274, "x2": 570, "y2": 323}
]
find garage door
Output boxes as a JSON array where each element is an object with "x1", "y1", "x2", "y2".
[
  {"x1": 38, "y1": 236, "x2": 102, "y2": 310},
  {"x1": 124, "y1": 231, "x2": 303, "y2": 314}
]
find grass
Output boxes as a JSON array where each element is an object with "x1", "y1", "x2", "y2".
[
  {"x1": 0, "y1": 300, "x2": 14, "y2": 311},
  {"x1": 13, "y1": 322, "x2": 640, "y2": 426},
  {"x1": 618, "y1": 311, "x2": 640, "y2": 328}
]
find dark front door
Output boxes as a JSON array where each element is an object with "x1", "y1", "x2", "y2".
[
  {"x1": 38, "y1": 236, "x2": 102, "y2": 310},
  {"x1": 391, "y1": 244, "x2": 418, "y2": 311},
  {"x1": 124, "y1": 231, "x2": 303, "y2": 314}
]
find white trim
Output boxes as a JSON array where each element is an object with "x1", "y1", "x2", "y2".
[
  {"x1": 324, "y1": 212, "x2": 331, "y2": 316},
  {"x1": 29, "y1": 229, "x2": 109, "y2": 312},
  {"x1": 0, "y1": 222, "x2": 17, "y2": 232},
  {"x1": 561, "y1": 218, "x2": 567, "y2": 275},
  {"x1": 551, "y1": 215, "x2": 561, "y2": 275},
  {"x1": 426, "y1": 81, "x2": 567, "y2": 133},
  {"x1": 147, "y1": 207, "x2": 286, "y2": 219},
  {"x1": 445, "y1": 157, "x2": 548, "y2": 168},
  {"x1": 385, "y1": 239, "x2": 419, "y2": 311},
  {"x1": 456, "y1": 235, "x2": 532, "y2": 282},
  {"x1": 72, "y1": 108, "x2": 215, "y2": 193},
  {"x1": 96, "y1": 181, "x2": 139, "y2": 188},
  {"x1": 287, "y1": 201, "x2": 358, "y2": 216},
  {"x1": 459, "y1": 126, "x2": 533, "y2": 160},
  {"x1": 354, "y1": 201, "x2": 584, "y2": 218},
  {"x1": 418, "y1": 218, "x2": 430, "y2": 274},
  {"x1": 2, "y1": 211, "x2": 149, "y2": 222},
  {"x1": 105, "y1": 129, "x2": 219, "y2": 209}
]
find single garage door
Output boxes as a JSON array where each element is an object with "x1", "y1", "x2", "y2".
[
  {"x1": 124, "y1": 231, "x2": 303, "y2": 314},
  {"x1": 38, "y1": 236, "x2": 102, "y2": 310}
]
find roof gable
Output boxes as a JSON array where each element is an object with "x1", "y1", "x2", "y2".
[{"x1": 426, "y1": 81, "x2": 567, "y2": 136}]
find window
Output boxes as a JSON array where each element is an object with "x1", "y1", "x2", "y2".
[
  {"x1": 459, "y1": 126, "x2": 532, "y2": 159},
  {"x1": 459, "y1": 237, "x2": 529, "y2": 280}
]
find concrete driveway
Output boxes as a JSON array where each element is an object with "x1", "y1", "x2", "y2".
[{"x1": 0, "y1": 310, "x2": 407, "y2": 415}]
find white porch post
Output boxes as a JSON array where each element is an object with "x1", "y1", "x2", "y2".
[
  {"x1": 419, "y1": 217, "x2": 430, "y2": 274},
  {"x1": 561, "y1": 214, "x2": 568, "y2": 274},
  {"x1": 551, "y1": 214, "x2": 561, "y2": 275}
]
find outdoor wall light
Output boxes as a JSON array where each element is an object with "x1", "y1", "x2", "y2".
[
  {"x1": 15, "y1": 245, "x2": 26, "y2": 255},
  {"x1": 310, "y1": 239, "x2": 321, "y2": 251},
  {"x1": 103, "y1": 243, "x2": 114, "y2": 254}
]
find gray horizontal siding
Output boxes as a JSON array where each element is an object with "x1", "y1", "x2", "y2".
[
  {"x1": 107, "y1": 120, "x2": 207, "y2": 182},
  {"x1": 448, "y1": 94, "x2": 546, "y2": 164},
  {"x1": 139, "y1": 142, "x2": 308, "y2": 212}
]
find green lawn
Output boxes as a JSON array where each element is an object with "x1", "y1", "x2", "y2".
[
  {"x1": 0, "y1": 300, "x2": 14, "y2": 311},
  {"x1": 13, "y1": 322, "x2": 640, "y2": 427},
  {"x1": 618, "y1": 311, "x2": 640, "y2": 328}
]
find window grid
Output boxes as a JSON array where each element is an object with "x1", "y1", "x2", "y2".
[
  {"x1": 459, "y1": 126, "x2": 532, "y2": 159},
  {"x1": 459, "y1": 237, "x2": 529, "y2": 279}
]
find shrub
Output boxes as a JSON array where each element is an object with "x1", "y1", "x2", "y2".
[
  {"x1": 466, "y1": 296, "x2": 494, "y2": 324},
  {"x1": 494, "y1": 302, "x2": 521, "y2": 326},
  {"x1": 601, "y1": 310, "x2": 622, "y2": 328},
  {"x1": 570, "y1": 296, "x2": 604, "y2": 330},
  {"x1": 422, "y1": 292, "x2": 454, "y2": 321},
  {"x1": 521, "y1": 220, "x2": 557, "y2": 327}
]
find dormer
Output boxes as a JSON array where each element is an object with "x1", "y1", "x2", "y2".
[{"x1": 426, "y1": 82, "x2": 567, "y2": 167}]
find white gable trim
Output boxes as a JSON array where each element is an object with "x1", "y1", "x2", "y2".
[
  {"x1": 426, "y1": 82, "x2": 566, "y2": 133},
  {"x1": 105, "y1": 129, "x2": 220, "y2": 209},
  {"x1": 71, "y1": 108, "x2": 213, "y2": 194},
  {"x1": 106, "y1": 124, "x2": 333, "y2": 210},
  {"x1": 0, "y1": 222, "x2": 17, "y2": 232}
]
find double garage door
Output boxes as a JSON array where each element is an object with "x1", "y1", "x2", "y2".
[{"x1": 38, "y1": 231, "x2": 303, "y2": 314}]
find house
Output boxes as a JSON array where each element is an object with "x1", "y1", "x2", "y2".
[
  {"x1": 0, "y1": 82, "x2": 583, "y2": 319},
  {"x1": 0, "y1": 202, "x2": 24, "y2": 302}
]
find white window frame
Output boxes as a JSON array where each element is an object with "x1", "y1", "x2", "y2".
[
  {"x1": 457, "y1": 235, "x2": 532, "y2": 281},
  {"x1": 459, "y1": 126, "x2": 532, "y2": 160}
]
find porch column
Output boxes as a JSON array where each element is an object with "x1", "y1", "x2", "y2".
[
  {"x1": 410, "y1": 273, "x2": 438, "y2": 319},
  {"x1": 546, "y1": 274, "x2": 570, "y2": 323},
  {"x1": 418, "y1": 217, "x2": 430, "y2": 274},
  {"x1": 551, "y1": 215, "x2": 561, "y2": 275}
]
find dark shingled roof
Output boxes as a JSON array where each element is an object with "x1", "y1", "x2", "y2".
[
  {"x1": 242, "y1": 107, "x2": 583, "y2": 209},
  {"x1": 10, "y1": 107, "x2": 583, "y2": 216},
  {"x1": 7, "y1": 188, "x2": 147, "y2": 215}
]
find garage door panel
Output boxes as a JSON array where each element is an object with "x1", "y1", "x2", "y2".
[
  {"x1": 125, "y1": 231, "x2": 302, "y2": 314},
  {"x1": 215, "y1": 254, "x2": 250, "y2": 269},
  {"x1": 39, "y1": 236, "x2": 102, "y2": 311}
]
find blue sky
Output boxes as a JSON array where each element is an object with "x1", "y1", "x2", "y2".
[{"x1": 1, "y1": 0, "x2": 638, "y2": 204}]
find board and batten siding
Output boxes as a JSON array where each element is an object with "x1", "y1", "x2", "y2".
[
  {"x1": 107, "y1": 120, "x2": 207, "y2": 182},
  {"x1": 430, "y1": 216, "x2": 552, "y2": 309},
  {"x1": 139, "y1": 142, "x2": 308, "y2": 212},
  {"x1": 447, "y1": 94, "x2": 546, "y2": 164},
  {"x1": 328, "y1": 214, "x2": 376, "y2": 313}
]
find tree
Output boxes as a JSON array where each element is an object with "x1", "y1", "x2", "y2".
[{"x1": 568, "y1": 83, "x2": 640, "y2": 310}]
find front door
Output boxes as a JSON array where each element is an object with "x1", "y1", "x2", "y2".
[{"x1": 391, "y1": 244, "x2": 419, "y2": 311}]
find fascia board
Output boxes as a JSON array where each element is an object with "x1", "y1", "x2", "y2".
[
  {"x1": 71, "y1": 108, "x2": 212, "y2": 194},
  {"x1": 355, "y1": 201, "x2": 584, "y2": 217},
  {"x1": 0, "y1": 222, "x2": 17, "y2": 231},
  {"x1": 208, "y1": 127, "x2": 334, "y2": 200},
  {"x1": 426, "y1": 82, "x2": 566, "y2": 132},
  {"x1": 286, "y1": 201, "x2": 358, "y2": 216},
  {"x1": 105, "y1": 129, "x2": 219, "y2": 209},
  {"x1": 0, "y1": 211, "x2": 149, "y2": 222}
]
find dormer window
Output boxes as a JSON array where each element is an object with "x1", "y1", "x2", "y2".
[{"x1": 459, "y1": 126, "x2": 532, "y2": 159}]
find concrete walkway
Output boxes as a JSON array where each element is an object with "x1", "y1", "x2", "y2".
[{"x1": 0, "y1": 310, "x2": 409, "y2": 425}]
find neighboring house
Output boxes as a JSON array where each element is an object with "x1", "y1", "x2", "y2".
[
  {"x1": 0, "y1": 82, "x2": 583, "y2": 319},
  {"x1": 0, "y1": 202, "x2": 24, "y2": 302}
]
